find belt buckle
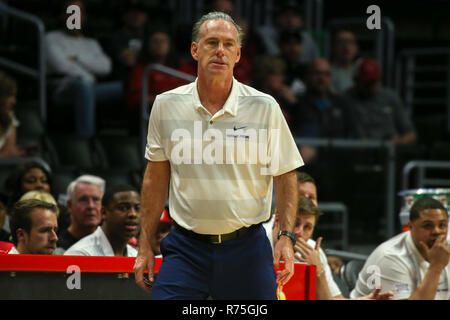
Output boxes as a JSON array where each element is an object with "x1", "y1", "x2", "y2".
[{"x1": 212, "y1": 234, "x2": 222, "y2": 244}]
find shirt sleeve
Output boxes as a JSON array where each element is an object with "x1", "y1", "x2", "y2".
[
  {"x1": 76, "y1": 39, "x2": 112, "y2": 77},
  {"x1": 265, "y1": 101, "x2": 304, "y2": 176},
  {"x1": 145, "y1": 96, "x2": 169, "y2": 161},
  {"x1": 319, "y1": 247, "x2": 342, "y2": 297},
  {"x1": 45, "y1": 33, "x2": 95, "y2": 81},
  {"x1": 389, "y1": 90, "x2": 415, "y2": 135},
  {"x1": 351, "y1": 254, "x2": 415, "y2": 300}
]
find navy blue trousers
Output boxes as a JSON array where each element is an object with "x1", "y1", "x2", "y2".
[{"x1": 151, "y1": 224, "x2": 277, "y2": 300}]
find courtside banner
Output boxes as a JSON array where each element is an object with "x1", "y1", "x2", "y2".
[{"x1": 0, "y1": 255, "x2": 315, "y2": 300}]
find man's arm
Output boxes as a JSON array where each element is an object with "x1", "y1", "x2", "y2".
[
  {"x1": 273, "y1": 170, "x2": 298, "y2": 286},
  {"x1": 134, "y1": 160, "x2": 170, "y2": 292}
]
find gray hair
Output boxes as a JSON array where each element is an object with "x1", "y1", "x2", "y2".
[
  {"x1": 192, "y1": 11, "x2": 244, "y2": 45},
  {"x1": 66, "y1": 174, "x2": 105, "y2": 202}
]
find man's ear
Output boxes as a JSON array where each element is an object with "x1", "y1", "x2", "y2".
[
  {"x1": 235, "y1": 46, "x2": 241, "y2": 64},
  {"x1": 191, "y1": 42, "x2": 198, "y2": 61},
  {"x1": 16, "y1": 228, "x2": 26, "y2": 243}
]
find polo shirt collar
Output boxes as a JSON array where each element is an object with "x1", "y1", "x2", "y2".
[{"x1": 193, "y1": 77, "x2": 239, "y2": 117}]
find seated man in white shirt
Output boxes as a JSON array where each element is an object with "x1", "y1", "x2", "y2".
[
  {"x1": 269, "y1": 195, "x2": 392, "y2": 300},
  {"x1": 64, "y1": 184, "x2": 140, "y2": 257},
  {"x1": 45, "y1": 0, "x2": 123, "y2": 137},
  {"x1": 8, "y1": 199, "x2": 58, "y2": 255},
  {"x1": 351, "y1": 197, "x2": 450, "y2": 300}
]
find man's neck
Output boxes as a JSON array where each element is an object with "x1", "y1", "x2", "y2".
[
  {"x1": 196, "y1": 74, "x2": 233, "y2": 115},
  {"x1": 16, "y1": 243, "x2": 28, "y2": 254},
  {"x1": 101, "y1": 225, "x2": 127, "y2": 257}
]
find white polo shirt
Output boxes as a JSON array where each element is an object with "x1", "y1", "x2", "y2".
[
  {"x1": 64, "y1": 227, "x2": 137, "y2": 257},
  {"x1": 263, "y1": 222, "x2": 342, "y2": 298},
  {"x1": 146, "y1": 77, "x2": 303, "y2": 234},
  {"x1": 351, "y1": 231, "x2": 450, "y2": 300}
]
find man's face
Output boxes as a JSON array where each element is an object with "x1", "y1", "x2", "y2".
[
  {"x1": 333, "y1": 31, "x2": 358, "y2": 64},
  {"x1": 148, "y1": 32, "x2": 170, "y2": 59},
  {"x1": 20, "y1": 208, "x2": 58, "y2": 254},
  {"x1": 293, "y1": 214, "x2": 316, "y2": 242},
  {"x1": 22, "y1": 168, "x2": 51, "y2": 194},
  {"x1": 298, "y1": 182, "x2": 318, "y2": 207},
  {"x1": 281, "y1": 39, "x2": 303, "y2": 63},
  {"x1": 67, "y1": 182, "x2": 102, "y2": 229},
  {"x1": 1, "y1": 93, "x2": 16, "y2": 114},
  {"x1": 277, "y1": 10, "x2": 303, "y2": 31},
  {"x1": 410, "y1": 208, "x2": 448, "y2": 258},
  {"x1": 307, "y1": 59, "x2": 332, "y2": 96},
  {"x1": 123, "y1": 10, "x2": 147, "y2": 30},
  {"x1": 102, "y1": 191, "x2": 141, "y2": 241},
  {"x1": 191, "y1": 19, "x2": 241, "y2": 79}
]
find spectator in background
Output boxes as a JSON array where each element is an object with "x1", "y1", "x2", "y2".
[
  {"x1": 352, "y1": 197, "x2": 449, "y2": 300},
  {"x1": 105, "y1": 1, "x2": 148, "y2": 83},
  {"x1": 0, "y1": 198, "x2": 10, "y2": 242},
  {"x1": 57, "y1": 174, "x2": 105, "y2": 250},
  {"x1": 8, "y1": 199, "x2": 58, "y2": 255},
  {"x1": 45, "y1": 0, "x2": 122, "y2": 137},
  {"x1": 330, "y1": 30, "x2": 359, "y2": 94},
  {"x1": 64, "y1": 184, "x2": 140, "y2": 256},
  {"x1": 255, "y1": 1, "x2": 319, "y2": 64},
  {"x1": 278, "y1": 30, "x2": 307, "y2": 96},
  {"x1": 4, "y1": 161, "x2": 53, "y2": 211},
  {"x1": 342, "y1": 58, "x2": 417, "y2": 144},
  {"x1": 0, "y1": 71, "x2": 25, "y2": 158},
  {"x1": 252, "y1": 56, "x2": 298, "y2": 127},
  {"x1": 126, "y1": 26, "x2": 188, "y2": 112},
  {"x1": 293, "y1": 58, "x2": 350, "y2": 139},
  {"x1": 152, "y1": 207, "x2": 173, "y2": 258}
]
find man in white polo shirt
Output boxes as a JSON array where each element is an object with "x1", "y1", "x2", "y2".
[
  {"x1": 134, "y1": 11, "x2": 303, "y2": 299},
  {"x1": 351, "y1": 197, "x2": 450, "y2": 300}
]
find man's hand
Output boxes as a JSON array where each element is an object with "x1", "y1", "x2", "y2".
[
  {"x1": 294, "y1": 237, "x2": 323, "y2": 268},
  {"x1": 420, "y1": 235, "x2": 450, "y2": 270},
  {"x1": 134, "y1": 248, "x2": 156, "y2": 292},
  {"x1": 359, "y1": 287, "x2": 394, "y2": 300},
  {"x1": 273, "y1": 236, "x2": 295, "y2": 286}
]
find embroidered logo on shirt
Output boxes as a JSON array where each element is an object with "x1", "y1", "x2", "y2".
[
  {"x1": 233, "y1": 125, "x2": 247, "y2": 131},
  {"x1": 394, "y1": 283, "x2": 409, "y2": 293}
]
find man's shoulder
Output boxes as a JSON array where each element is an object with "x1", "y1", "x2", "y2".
[
  {"x1": 367, "y1": 232, "x2": 410, "y2": 264},
  {"x1": 156, "y1": 82, "x2": 195, "y2": 100},
  {"x1": 64, "y1": 232, "x2": 99, "y2": 256},
  {"x1": 237, "y1": 82, "x2": 278, "y2": 105}
]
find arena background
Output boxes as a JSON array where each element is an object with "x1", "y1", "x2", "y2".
[{"x1": 1, "y1": 0, "x2": 449, "y2": 259}]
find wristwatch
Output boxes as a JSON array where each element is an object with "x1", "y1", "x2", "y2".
[{"x1": 277, "y1": 230, "x2": 297, "y2": 246}]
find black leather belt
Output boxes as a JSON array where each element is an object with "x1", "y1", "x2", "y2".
[{"x1": 174, "y1": 223, "x2": 259, "y2": 244}]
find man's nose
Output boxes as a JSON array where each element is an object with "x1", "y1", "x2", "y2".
[{"x1": 216, "y1": 43, "x2": 225, "y2": 56}]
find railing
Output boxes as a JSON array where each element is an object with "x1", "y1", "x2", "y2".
[
  {"x1": 395, "y1": 48, "x2": 450, "y2": 131},
  {"x1": 0, "y1": 2, "x2": 46, "y2": 123},
  {"x1": 317, "y1": 202, "x2": 349, "y2": 251},
  {"x1": 402, "y1": 160, "x2": 450, "y2": 190},
  {"x1": 325, "y1": 249, "x2": 368, "y2": 262},
  {"x1": 325, "y1": 17, "x2": 395, "y2": 88},
  {"x1": 140, "y1": 64, "x2": 196, "y2": 157},
  {"x1": 295, "y1": 138, "x2": 397, "y2": 239},
  {"x1": 0, "y1": 156, "x2": 51, "y2": 172}
]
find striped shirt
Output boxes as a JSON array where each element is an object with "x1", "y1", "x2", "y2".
[{"x1": 146, "y1": 78, "x2": 303, "y2": 234}]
